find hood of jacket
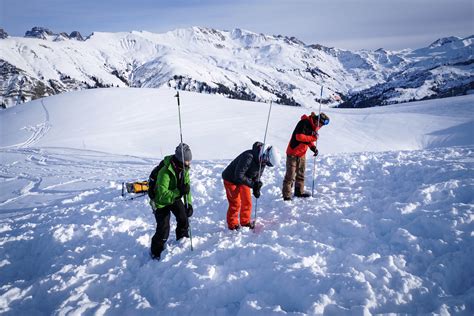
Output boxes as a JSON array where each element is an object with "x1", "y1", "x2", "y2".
[
  {"x1": 300, "y1": 114, "x2": 317, "y2": 130},
  {"x1": 252, "y1": 141, "x2": 264, "y2": 164}
]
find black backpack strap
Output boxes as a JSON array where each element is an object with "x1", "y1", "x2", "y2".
[{"x1": 148, "y1": 160, "x2": 165, "y2": 199}]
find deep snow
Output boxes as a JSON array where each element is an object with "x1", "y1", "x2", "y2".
[{"x1": 0, "y1": 88, "x2": 473, "y2": 315}]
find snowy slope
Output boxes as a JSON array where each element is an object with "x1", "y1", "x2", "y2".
[
  {"x1": 1, "y1": 27, "x2": 473, "y2": 108},
  {"x1": 0, "y1": 89, "x2": 473, "y2": 315},
  {"x1": 1, "y1": 87, "x2": 473, "y2": 158}
]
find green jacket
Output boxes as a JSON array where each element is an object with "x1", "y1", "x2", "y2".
[{"x1": 151, "y1": 155, "x2": 192, "y2": 209}]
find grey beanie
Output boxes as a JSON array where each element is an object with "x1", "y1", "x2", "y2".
[{"x1": 175, "y1": 143, "x2": 192, "y2": 162}]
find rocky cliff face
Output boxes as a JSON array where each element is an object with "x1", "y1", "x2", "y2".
[
  {"x1": 23, "y1": 27, "x2": 84, "y2": 42},
  {"x1": 0, "y1": 28, "x2": 8, "y2": 39},
  {"x1": 0, "y1": 27, "x2": 472, "y2": 109}
]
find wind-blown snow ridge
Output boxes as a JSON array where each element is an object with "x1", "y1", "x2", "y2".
[{"x1": 1, "y1": 26, "x2": 472, "y2": 108}]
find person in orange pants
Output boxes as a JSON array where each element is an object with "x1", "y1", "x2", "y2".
[
  {"x1": 222, "y1": 142, "x2": 277, "y2": 230},
  {"x1": 223, "y1": 180, "x2": 253, "y2": 229}
]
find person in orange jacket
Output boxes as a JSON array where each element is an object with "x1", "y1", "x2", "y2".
[
  {"x1": 222, "y1": 142, "x2": 277, "y2": 230},
  {"x1": 282, "y1": 112, "x2": 329, "y2": 200}
]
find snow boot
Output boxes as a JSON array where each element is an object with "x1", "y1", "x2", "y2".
[
  {"x1": 150, "y1": 252, "x2": 160, "y2": 261},
  {"x1": 294, "y1": 187, "x2": 311, "y2": 198},
  {"x1": 241, "y1": 222, "x2": 255, "y2": 229},
  {"x1": 229, "y1": 225, "x2": 241, "y2": 231},
  {"x1": 283, "y1": 196, "x2": 292, "y2": 201}
]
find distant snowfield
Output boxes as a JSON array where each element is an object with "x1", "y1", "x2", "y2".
[
  {"x1": 1, "y1": 87, "x2": 473, "y2": 158},
  {"x1": 0, "y1": 88, "x2": 473, "y2": 315}
]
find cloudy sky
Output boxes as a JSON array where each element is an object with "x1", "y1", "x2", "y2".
[{"x1": 1, "y1": 0, "x2": 473, "y2": 50}]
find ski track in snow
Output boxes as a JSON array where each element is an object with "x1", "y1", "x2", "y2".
[
  {"x1": 0, "y1": 146, "x2": 473, "y2": 315},
  {"x1": 1, "y1": 100, "x2": 51, "y2": 150}
]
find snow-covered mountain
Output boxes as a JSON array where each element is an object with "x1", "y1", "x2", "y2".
[
  {"x1": 339, "y1": 36, "x2": 474, "y2": 108},
  {"x1": 0, "y1": 26, "x2": 473, "y2": 109},
  {"x1": 1, "y1": 89, "x2": 473, "y2": 314}
]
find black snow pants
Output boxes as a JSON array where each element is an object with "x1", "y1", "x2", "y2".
[{"x1": 151, "y1": 199, "x2": 189, "y2": 258}]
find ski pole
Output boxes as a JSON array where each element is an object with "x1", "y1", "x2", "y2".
[
  {"x1": 311, "y1": 86, "x2": 323, "y2": 197},
  {"x1": 252, "y1": 100, "x2": 273, "y2": 229},
  {"x1": 175, "y1": 90, "x2": 193, "y2": 251}
]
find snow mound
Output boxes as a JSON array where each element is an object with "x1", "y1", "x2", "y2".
[
  {"x1": 0, "y1": 146, "x2": 472, "y2": 314},
  {"x1": 0, "y1": 90, "x2": 473, "y2": 314}
]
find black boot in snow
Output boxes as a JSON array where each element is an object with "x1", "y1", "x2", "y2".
[
  {"x1": 294, "y1": 188, "x2": 311, "y2": 198},
  {"x1": 241, "y1": 222, "x2": 255, "y2": 229},
  {"x1": 150, "y1": 252, "x2": 160, "y2": 261}
]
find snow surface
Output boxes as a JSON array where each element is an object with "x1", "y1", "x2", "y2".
[
  {"x1": 1, "y1": 87, "x2": 473, "y2": 158},
  {"x1": 0, "y1": 88, "x2": 473, "y2": 315}
]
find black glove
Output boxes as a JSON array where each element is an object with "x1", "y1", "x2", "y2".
[
  {"x1": 253, "y1": 188, "x2": 261, "y2": 198},
  {"x1": 179, "y1": 182, "x2": 190, "y2": 196},
  {"x1": 252, "y1": 181, "x2": 262, "y2": 198},
  {"x1": 253, "y1": 180, "x2": 262, "y2": 190},
  {"x1": 310, "y1": 146, "x2": 319, "y2": 157},
  {"x1": 186, "y1": 204, "x2": 193, "y2": 217}
]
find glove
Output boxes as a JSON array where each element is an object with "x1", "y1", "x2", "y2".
[
  {"x1": 252, "y1": 181, "x2": 262, "y2": 198},
  {"x1": 312, "y1": 131, "x2": 319, "y2": 137},
  {"x1": 179, "y1": 182, "x2": 190, "y2": 196},
  {"x1": 310, "y1": 146, "x2": 319, "y2": 157},
  {"x1": 253, "y1": 180, "x2": 262, "y2": 191},
  {"x1": 253, "y1": 187, "x2": 261, "y2": 199},
  {"x1": 186, "y1": 204, "x2": 193, "y2": 217}
]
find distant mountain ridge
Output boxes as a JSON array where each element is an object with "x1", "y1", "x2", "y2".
[
  {"x1": 24, "y1": 27, "x2": 85, "y2": 41},
  {"x1": 0, "y1": 26, "x2": 472, "y2": 108}
]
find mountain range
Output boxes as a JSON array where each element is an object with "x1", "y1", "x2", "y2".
[{"x1": 0, "y1": 26, "x2": 472, "y2": 109}]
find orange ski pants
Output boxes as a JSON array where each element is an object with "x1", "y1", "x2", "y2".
[{"x1": 224, "y1": 180, "x2": 252, "y2": 229}]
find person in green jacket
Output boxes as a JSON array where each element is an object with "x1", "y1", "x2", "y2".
[{"x1": 150, "y1": 143, "x2": 193, "y2": 260}]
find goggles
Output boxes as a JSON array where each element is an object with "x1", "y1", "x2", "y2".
[
  {"x1": 320, "y1": 118, "x2": 330, "y2": 126},
  {"x1": 261, "y1": 159, "x2": 273, "y2": 167},
  {"x1": 261, "y1": 146, "x2": 274, "y2": 167}
]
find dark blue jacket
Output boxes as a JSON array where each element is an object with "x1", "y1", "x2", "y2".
[{"x1": 222, "y1": 142, "x2": 265, "y2": 187}]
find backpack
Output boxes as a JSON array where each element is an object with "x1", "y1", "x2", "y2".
[{"x1": 147, "y1": 160, "x2": 165, "y2": 199}]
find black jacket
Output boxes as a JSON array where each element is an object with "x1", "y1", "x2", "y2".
[{"x1": 222, "y1": 142, "x2": 265, "y2": 187}]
